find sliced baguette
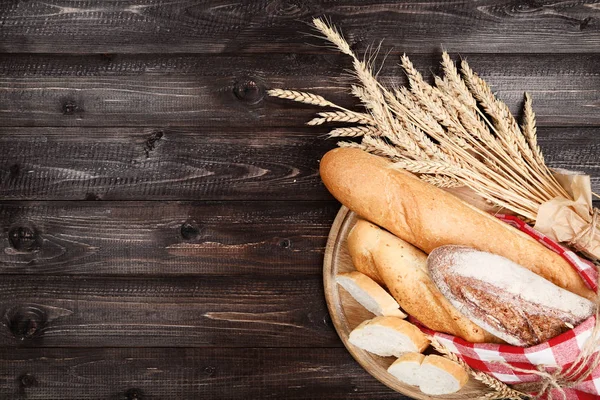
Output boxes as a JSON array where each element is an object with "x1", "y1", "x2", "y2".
[
  {"x1": 418, "y1": 355, "x2": 469, "y2": 395},
  {"x1": 348, "y1": 316, "x2": 429, "y2": 357},
  {"x1": 387, "y1": 352, "x2": 425, "y2": 386},
  {"x1": 336, "y1": 271, "x2": 407, "y2": 318},
  {"x1": 348, "y1": 219, "x2": 498, "y2": 343}
]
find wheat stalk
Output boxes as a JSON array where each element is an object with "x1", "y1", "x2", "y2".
[
  {"x1": 420, "y1": 174, "x2": 463, "y2": 188},
  {"x1": 268, "y1": 17, "x2": 581, "y2": 230},
  {"x1": 328, "y1": 126, "x2": 380, "y2": 138},
  {"x1": 522, "y1": 93, "x2": 544, "y2": 166},
  {"x1": 337, "y1": 141, "x2": 366, "y2": 150},
  {"x1": 307, "y1": 111, "x2": 375, "y2": 126},
  {"x1": 268, "y1": 89, "x2": 337, "y2": 107}
]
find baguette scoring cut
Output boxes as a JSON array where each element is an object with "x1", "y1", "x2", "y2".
[{"x1": 428, "y1": 246, "x2": 595, "y2": 346}]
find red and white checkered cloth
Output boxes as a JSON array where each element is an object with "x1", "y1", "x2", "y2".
[{"x1": 421, "y1": 215, "x2": 600, "y2": 400}]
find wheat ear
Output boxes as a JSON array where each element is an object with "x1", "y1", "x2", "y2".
[
  {"x1": 307, "y1": 111, "x2": 375, "y2": 126},
  {"x1": 328, "y1": 126, "x2": 380, "y2": 138},
  {"x1": 522, "y1": 93, "x2": 544, "y2": 166}
]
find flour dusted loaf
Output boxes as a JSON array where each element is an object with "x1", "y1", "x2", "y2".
[
  {"x1": 336, "y1": 271, "x2": 406, "y2": 318},
  {"x1": 348, "y1": 316, "x2": 429, "y2": 357},
  {"x1": 348, "y1": 219, "x2": 497, "y2": 343},
  {"x1": 320, "y1": 148, "x2": 595, "y2": 300},
  {"x1": 428, "y1": 246, "x2": 595, "y2": 346}
]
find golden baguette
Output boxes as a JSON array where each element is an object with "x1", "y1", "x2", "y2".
[
  {"x1": 348, "y1": 219, "x2": 498, "y2": 343},
  {"x1": 320, "y1": 148, "x2": 595, "y2": 300}
]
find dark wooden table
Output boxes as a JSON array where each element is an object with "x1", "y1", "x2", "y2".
[{"x1": 1, "y1": 1, "x2": 599, "y2": 399}]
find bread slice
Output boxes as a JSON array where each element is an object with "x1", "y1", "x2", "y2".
[
  {"x1": 418, "y1": 355, "x2": 469, "y2": 395},
  {"x1": 336, "y1": 271, "x2": 406, "y2": 318},
  {"x1": 348, "y1": 316, "x2": 429, "y2": 357},
  {"x1": 347, "y1": 218, "x2": 498, "y2": 343},
  {"x1": 387, "y1": 352, "x2": 425, "y2": 386},
  {"x1": 320, "y1": 148, "x2": 594, "y2": 300},
  {"x1": 347, "y1": 220, "x2": 385, "y2": 285}
]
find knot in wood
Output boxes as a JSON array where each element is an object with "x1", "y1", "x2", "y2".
[
  {"x1": 8, "y1": 224, "x2": 41, "y2": 252},
  {"x1": 6, "y1": 305, "x2": 47, "y2": 340},
  {"x1": 265, "y1": 0, "x2": 311, "y2": 18},
  {"x1": 125, "y1": 388, "x2": 143, "y2": 400},
  {"x1": 9, "y1": 163, "x2": 20, "y2": 177},
  {"x1": 233, "y1": 78, "x2": 264, "y2": 105},
  {"x1": 144, "y1": 131, "x2": 163, "y2": 158},
  {"x1": 62, "y1": 100, "x2": 83, "y2": 115},
  {"x1": 19, "y1": 373, "x2": 36, "y2": 388},
  {"x1": 204, "y1": 366, "x2": 216, "y2": 377},
  {"x1": 180, "y1": 220, "x2": 201, "y2": 240},
  {"x1": 279, "y1": 238, "x2": 291, "y2": 249},
  {"x1": 580, "y1": 17, "x2": 596, "y2": 31}
]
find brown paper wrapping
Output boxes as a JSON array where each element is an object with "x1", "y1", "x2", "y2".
[{"x1": 534, "y1": 169, "x2": 600, "y2": 260}]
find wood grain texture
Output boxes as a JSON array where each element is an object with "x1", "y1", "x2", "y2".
[
  {"x1": 1, "y1": 0, "x2": 600, "y2": 54},
  {"x1": 0, "y1": 348, "x2": 402, "y2": 399},
  {"x1": 0, "y1": 128, "x2": 335, "y2": 200},
  {"x1": 0, "y1": 127, "x2": 598, "y2": 201},
  {"x1": 2, "y1": 54, "x2": 600, "y2": 127},
  {"x1": 0, "y1": 201, "x2": 336, "y2": 276},
  {"x1": 0, "y1": 275, "x2": 337, "y2": 348}
]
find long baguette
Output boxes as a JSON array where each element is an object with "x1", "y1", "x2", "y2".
[
  {"x1": 348, "y1": 219, "x2": 498, "y2": 343},
  {"x1": 320, "y1": 148, "x2": 595, "y2": 300}
]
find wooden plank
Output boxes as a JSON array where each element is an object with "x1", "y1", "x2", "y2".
[
  {"x1": 1, "y1": 0, "x2": 600, "y2": 54},
  {"x1": 0, "y1": 275, "x2": 338, "y2": 347},
  {"x1": 0, "y1": 201, "x2": 337, "y2": 276},
  {"x1": 1, "y1": 53, "x2": 600, "y2": 127},
  {"x1": 0, "y1": 348, "x2": 401, "y2": 399},
  {"x1": 0, "y1": 128, "x2": 335, "y2": 201},
  {"x1": 0, "y1": 127, "x2": 599, "y2": 201}
]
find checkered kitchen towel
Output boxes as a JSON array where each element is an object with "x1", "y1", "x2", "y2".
[{"x1": 422, "y1": 215, "x2": 600, "y2": 399}]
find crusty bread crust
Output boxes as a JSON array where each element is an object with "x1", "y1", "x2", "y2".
[
  {"x1": 348, "y1": 219, "x2": 498, "y2": 343},
  {"x1": 320, "y1": 148, "x2": 595, "y2": 300},
  {"x1": 347, "y1": 222, "x2": 384, "y2": 285},
  {"x1": 396, "y1": 352, "x2": 426, "y2": 364}
]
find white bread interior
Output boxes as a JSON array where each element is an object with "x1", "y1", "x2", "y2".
[
  {"x1": 348, "y1": 316, "x2": 429, "y2": 357},
  {"x1": 387, "y1": 352, "x2": 425, "y2": 386},
  {"x1": 418, "y1": 355, "x2": 469, "y2": 395},
  {"x1": 336, "y1": 271, "x2": 406, "y2": 318}
]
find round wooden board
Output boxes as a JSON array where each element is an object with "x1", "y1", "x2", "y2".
[{"x1": 323, "y1": 206, "x2": 489, "y2": 399}]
